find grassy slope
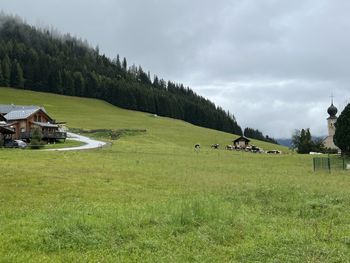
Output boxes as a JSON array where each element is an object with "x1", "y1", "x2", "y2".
[
  {"x1": 0, "y1": 87, "x2": 285, "y2": 151},
  {"x1": 0, "y1": 87, "x2": 349, "y2": 263}
]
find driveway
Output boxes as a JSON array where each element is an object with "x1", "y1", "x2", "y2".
[{"x1": 46, "y1": 132, "x2": 107, "y2": 151}]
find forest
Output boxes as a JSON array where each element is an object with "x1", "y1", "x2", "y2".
[{"x1": 0, "y1": 15, "x2": 242, "y2": 135}]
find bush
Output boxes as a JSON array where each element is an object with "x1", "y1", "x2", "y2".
[{"x1": 30, "y1": 127, "x2": 45, "y2": 149}]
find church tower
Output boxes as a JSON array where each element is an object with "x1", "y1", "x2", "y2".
[{"x1": 323, "y1": 99, "x2": 339, "y2": 150}]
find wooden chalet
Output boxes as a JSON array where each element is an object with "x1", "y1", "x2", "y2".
[
  {"x1": 233, "y1": 136, "x2": 251, "y2": 149},
  {"x1": 0, "y1": 104, "x2": 67, "y2": 142}
]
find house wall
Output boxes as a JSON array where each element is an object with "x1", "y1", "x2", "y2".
[{"x1": 234, "y1": 140, "x2": 248, "y2": 148}]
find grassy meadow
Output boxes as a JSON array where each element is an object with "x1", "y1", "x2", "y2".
[{"x1": 0, "y1": 87, "x2": 349, "y2": 262}]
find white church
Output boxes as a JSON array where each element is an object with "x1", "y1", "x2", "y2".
[{"x1": 323, "y1": 100, "x2": 340, "y2": 150}]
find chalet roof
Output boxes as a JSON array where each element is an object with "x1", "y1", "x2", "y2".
[
  {"x1": 32, "y1": 121, "x2": 59, "y2": 128},
  {"x1": 233, "y1": 136, "x2": 251, "y2": 143},
  {"x1": 0, "y1": 104, "x2": 46, "y2": 115},
  {"x1": 0, "y1": 125, "x2": 15, "y2": 134},
  {"x1": 4, "y1": 108, "x2": 40, "y2": 121},
  {"x1": 0, "y1": 114, "x2": 6, "y2": 122}
]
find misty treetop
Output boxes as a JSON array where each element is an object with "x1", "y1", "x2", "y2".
[{"x1": 0, "y1": 14, "x2": 242, "y2": 135}]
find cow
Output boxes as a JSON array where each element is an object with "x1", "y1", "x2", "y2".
[
  {"x1": 211, "y1": 143, "x2": 219, "y2": 149},
  {"x1": 194, "y1": 144, "x2": 201, "y2": 151},
  {"x1": 225, "y1": 145, "x2": 233, "y2": 150},
  {"x1": 267, "y1": 150, "x2": 282, "y2": 154}
]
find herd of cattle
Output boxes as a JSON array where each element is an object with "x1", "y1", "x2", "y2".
[{"x1": 194, "y1": 143, "x2": 282, "y2": 154}]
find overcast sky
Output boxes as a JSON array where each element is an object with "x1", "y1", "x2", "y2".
[{"x1": 2, "y1": 0, "x2": 350, "y2": 137}]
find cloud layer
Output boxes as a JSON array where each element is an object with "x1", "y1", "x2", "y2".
[{"x1": 2, "y1": 0, "x2": 350, "y2": 137}]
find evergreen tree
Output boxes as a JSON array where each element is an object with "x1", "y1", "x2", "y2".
[
  {"x1": 62, "y1": 70, "x2": 75, "y2": 96},
  {"x1": 10, "y1": 60, "x2": 24, "y2": 88},
  {"x1": 292, "y1": 128, "x2": 320, "y2": 153},
  {"x1": 48, "y1": 69, "x2": 62, "y2": 93},
  {"x1": 73, "y1": 72, "x2": 85, "y2": 96},
  {"x1": 0, "y1": 63, "x2": 4, "y2": 86},
  {"x1": 115, "y1": 54, "x2": 121, "y2": 69},
  {"x1": 334, "y1": 103, "x2": 350, "y2": 155},
  {"x1": 1, "y1": 55, "x2": 11, "y2": 87},
  {"x1": 122, "y1": 57, "x2": 127, "y2": 71}
]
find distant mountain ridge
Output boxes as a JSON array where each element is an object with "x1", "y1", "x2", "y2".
[
  {"x1": 276, "y1": 138, "x2": 292, "y2": 148},
  {"x1": 0, "y1": 14, "x2": 242, "y2": 135}
]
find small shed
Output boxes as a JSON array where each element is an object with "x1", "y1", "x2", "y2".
[{"x1": 233, "y1": 136, "x2": 250, "y2": 148}]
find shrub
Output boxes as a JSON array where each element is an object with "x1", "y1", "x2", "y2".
[{"x1": 30, "y1": 127, "x2": 45, "y2": 149}]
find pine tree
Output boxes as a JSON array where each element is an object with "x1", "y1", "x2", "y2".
[
  {"x1": 334, "y1": 103, "x2": 350, "y2": 155},
  {"x1": 10, "y1": 60, "x2": 24, "y2": 88},
  {"x1": 116, "y1": 54, "x2": 121, "y2": 69},
  {"x1": 73, "y1": 72, "x2": 85, "y2": 96},
  {"x1": 292, "y1": 128, "x2": 316, "y2": 153},
  {"x1": 62, "y1": 70, "x2": 75, "y2": 96},
  {"x1": 0, "y1": 62, "x2": 4, "y2": 86},
  {"x1": 122, "y1": 57, "x2": 127, "y2": 71},
  {"x1": 1, "y1": 55, "x2": 11, "y2": 87}
]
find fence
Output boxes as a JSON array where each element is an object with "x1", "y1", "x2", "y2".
[{"x1": 313, "y1": 156, "x2": 350, "y2": 172}]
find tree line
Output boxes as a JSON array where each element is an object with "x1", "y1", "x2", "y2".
[
  {"x1": 243, "y1": 127, "x2": 278, "y2": 144},
  {"x1": 291, "y1": 128, "x2": 326, "y2": 154},
  {"x1": 0, "y1": 15, "x2": 242, "y2": 135}
]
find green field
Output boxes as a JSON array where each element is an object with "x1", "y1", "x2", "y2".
[{"x1": 0, "y1": 87, "x2": 349, "y2": 262}]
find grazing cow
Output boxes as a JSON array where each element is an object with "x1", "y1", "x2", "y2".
[
  {"x1": 225, "y1": 145, "x2": 233, "y2": 150},
  {"x1": 251, "y1": 145, "x2": 263, "y2": 153},
  {"x1": 211, "y1": 143, "x2": 219, "y2": 149},
  {"x1": 267, "y1": 150, "x2": 281, "y2": 154},
  {"x1": 194, "y1": 144, "x2": 201, "y2": 150}
]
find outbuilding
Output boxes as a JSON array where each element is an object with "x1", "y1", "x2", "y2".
[{"x1": 233, "y1": 136, "x2": 250, "y2": 149}]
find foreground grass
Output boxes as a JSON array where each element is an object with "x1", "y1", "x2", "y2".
[
  {"x1": 0, "y1": 87, "x2": 349, "y2": 262},
  {"x1": 1, "y1": 144, "x2": 349, "y2": 262}
]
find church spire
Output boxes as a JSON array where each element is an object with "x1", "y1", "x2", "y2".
[{"x1": 327, "y1": 95, "x2": 338, "y2": 118}]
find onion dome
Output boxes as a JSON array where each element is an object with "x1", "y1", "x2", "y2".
[{"x1": 327, "y1": 103, "x2": 338, "y2": 117}]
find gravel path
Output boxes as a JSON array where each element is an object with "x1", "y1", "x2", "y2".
[{"x1": 46, "y1": 132, "x2": 107, "y2": 151}]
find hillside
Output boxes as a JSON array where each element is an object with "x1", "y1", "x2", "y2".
[
  {"x1": 0, "y1": 87, "x2": 285, "y2": 151},
  {"x1": 1, "y1": 88, "x2": 350, "y2": 262},
  {"x1": 0, "y1": 14, "x2": 242, "y2": 135}
]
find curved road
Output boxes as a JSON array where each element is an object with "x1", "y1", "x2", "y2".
[{"x1": 46, "y1": 132, "x2": 107, "y2": 151}]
